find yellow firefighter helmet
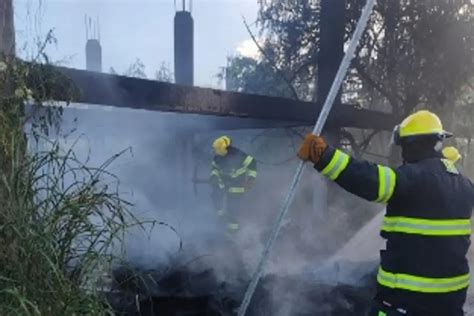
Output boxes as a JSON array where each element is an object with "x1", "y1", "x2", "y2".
[
  {"x1": 442, "y1": 146, "x2": 462, "y2": 163},
  {"x1": 393, "y1": 110, "x2": 452, "y2": 145},
  {"x1": 399, "y1": 110, "x2": 452, "y2": 138},
  {"x1": 213, "y1": 136, "x2": 231, "y2": 156}
]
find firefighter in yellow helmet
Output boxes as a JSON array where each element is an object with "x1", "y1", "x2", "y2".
[
  {"x1": 298, "y1": 110, "x2": 474, "y2": 315},
  {"x1": 443, "y1": 146, "x2": 462, "y2": 164},
  {"x1": 210, "y1": 136, "x2": 257, "y2": 233}
]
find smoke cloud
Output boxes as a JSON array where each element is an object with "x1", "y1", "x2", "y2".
[{"x1": 32, "y1": 102, "x2": 387, "y2": 314}]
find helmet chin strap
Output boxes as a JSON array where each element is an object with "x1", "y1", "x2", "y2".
[{"x1": 390, "y1": 125, "x2": 401, "y2": 147}]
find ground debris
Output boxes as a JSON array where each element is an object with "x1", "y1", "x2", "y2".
[
  {"x1": 107, "y1": 266, "x2": 243, "y2": 315},
  {"x1": 105, "y1": 262, "x2": 376, "y2": 315}
]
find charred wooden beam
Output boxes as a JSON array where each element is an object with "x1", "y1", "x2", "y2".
[{"x1": 45, "y1": 66, "x2": 397, "y2": 131}]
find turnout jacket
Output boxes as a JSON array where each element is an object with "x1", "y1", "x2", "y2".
[
  {"x1": 210, "y1": 147, "x2": 256, "y2": 232},
  {"x1": 315, "y1": 146, "x2": 474, "y2": 314},
  {"x1": 210, "y1": 147, "x2": 257, "y2": 194}
]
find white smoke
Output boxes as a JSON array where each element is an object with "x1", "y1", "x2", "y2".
[{"x1": 39, "y1": 103, "x2": 384, "y2": 314}]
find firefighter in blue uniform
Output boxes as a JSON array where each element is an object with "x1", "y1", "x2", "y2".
[
  {"x1": 298, "y1": 110, "x2": 474, "y2": 316},
  {"x1": 210, "y1": 136, "x2": 257, "y2": 234}
]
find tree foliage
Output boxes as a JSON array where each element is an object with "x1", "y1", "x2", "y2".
[
  {"x1": 227, "y1": 0, "x2": 473, "y2": 123},
  {"x1": 123, "y1": 58, "x2": 147, "y2": 79},
  {"x1": 350, "y1": 0, "x2": 474, "y2": 119},
  {"x1": 220, "y1": 55, "x2": 295, "y2": 98},
  {"x1": 257, "y1": 1, "x2": 320, "y2": 101},
  {"x1": 155, "y1": 62, "x2": 174, "y2": 82},
  {"x1": 113, "y1": 59, "x2": 174, "y2": 83}
]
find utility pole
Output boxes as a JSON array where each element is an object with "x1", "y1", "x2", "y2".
[{"x1": 0, "y1": 0, "x2": 16, "y2": 56}]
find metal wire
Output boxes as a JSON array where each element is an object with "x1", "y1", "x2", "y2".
[{"x1": 237, "y1": 0, "x2": 378, "y2": 314}]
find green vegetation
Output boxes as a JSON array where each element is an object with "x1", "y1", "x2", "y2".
[
  {"x1": 224, "y1": 1, "x2": 473, "y2": 167},
  {"x1": 0, "y1": 56, "x2": 135, "y2": 315}
]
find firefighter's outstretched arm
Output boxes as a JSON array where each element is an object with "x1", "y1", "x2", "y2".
[{"x1": 298, "y1": 134, "x2": 407, "y2": 203}]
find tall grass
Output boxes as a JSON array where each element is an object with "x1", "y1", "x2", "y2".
[{"x1": 0, "y1": 56, "x2": 138, "y2": 315}]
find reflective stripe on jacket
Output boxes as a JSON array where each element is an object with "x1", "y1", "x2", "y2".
[
  {"x1": 210, "y1": 146, "x2": 257, "y2": 194},
  {"x1": 315, "y1": 146, "x2": 474, "y2": 313}
]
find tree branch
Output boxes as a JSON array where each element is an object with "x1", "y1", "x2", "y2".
[
  {"x1": 242, "y1": 17, "x2": 300, "y2": 100},
  {"x1": 358, "y1": 129, "x2": 381, "y2": 152},
  {"x1": 353, "y1": 59, "x2": 405, "y2": 110}
]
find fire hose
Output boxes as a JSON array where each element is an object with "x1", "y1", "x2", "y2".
[{"x1": 237, "y1": 0, "x2": 378, "y2": 314}]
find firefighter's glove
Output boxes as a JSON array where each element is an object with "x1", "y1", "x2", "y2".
[{"x1": 297, "y1": 134, "x2": 328, "y2": 164}]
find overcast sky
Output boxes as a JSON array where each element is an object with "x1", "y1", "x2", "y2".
[{"x1": 13, "y1": 0, "x2": 260, "y2": 88}]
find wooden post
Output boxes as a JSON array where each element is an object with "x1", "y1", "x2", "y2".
[
  {"x1": 315, "y1": 0, "x2": 346, "y2": 219},
  {"x1": 0, "y1": 0, "x2": 15, "y2": 56}
]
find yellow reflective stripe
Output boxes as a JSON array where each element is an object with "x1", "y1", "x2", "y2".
[
  {"x1": 382, "y1": 216, "x2": 471, "y2": 236},
  {"x1": 321, "y1": 149, "x2": 350, "y2": 180},
  {"x1": 242, "y1": 155, "x2": 254, "y2": 168},
  {"x1": 321, "y1": 150, "x2": 341, "y2": 177},
  {"x1": 377, "y1": 268, "x2": 470, "y2": 293},
  {"x1": 376, "y1": 165, "x2": 396, "y2": 203},
  {"x1": 232, "y1": 156, "x2": 254, "y2": 178},
  {"x1": 247, "y1": 169, "x2": 257, "y2": 178},
  {"x1": 211, "y1": 161, "x2": 219, "y2": 169},
  {"x1": 228, "y1": 187, "x2": 245, "y2": 193},
  {"x1": 441, "y1": 158, "x2": 459, "y2": 174},
  {"x1": 228, "y1": 223, "x2": 239, "y2": 231},
  {"x1": 210, "y1": 169, "x2": 225, "y2": 189},
  {"x1": 232, "y1": 167, "x2": 247, "y2": 178},
  {"x1": 378, "y1": 312, "x2": 386, "y2": 316}
]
